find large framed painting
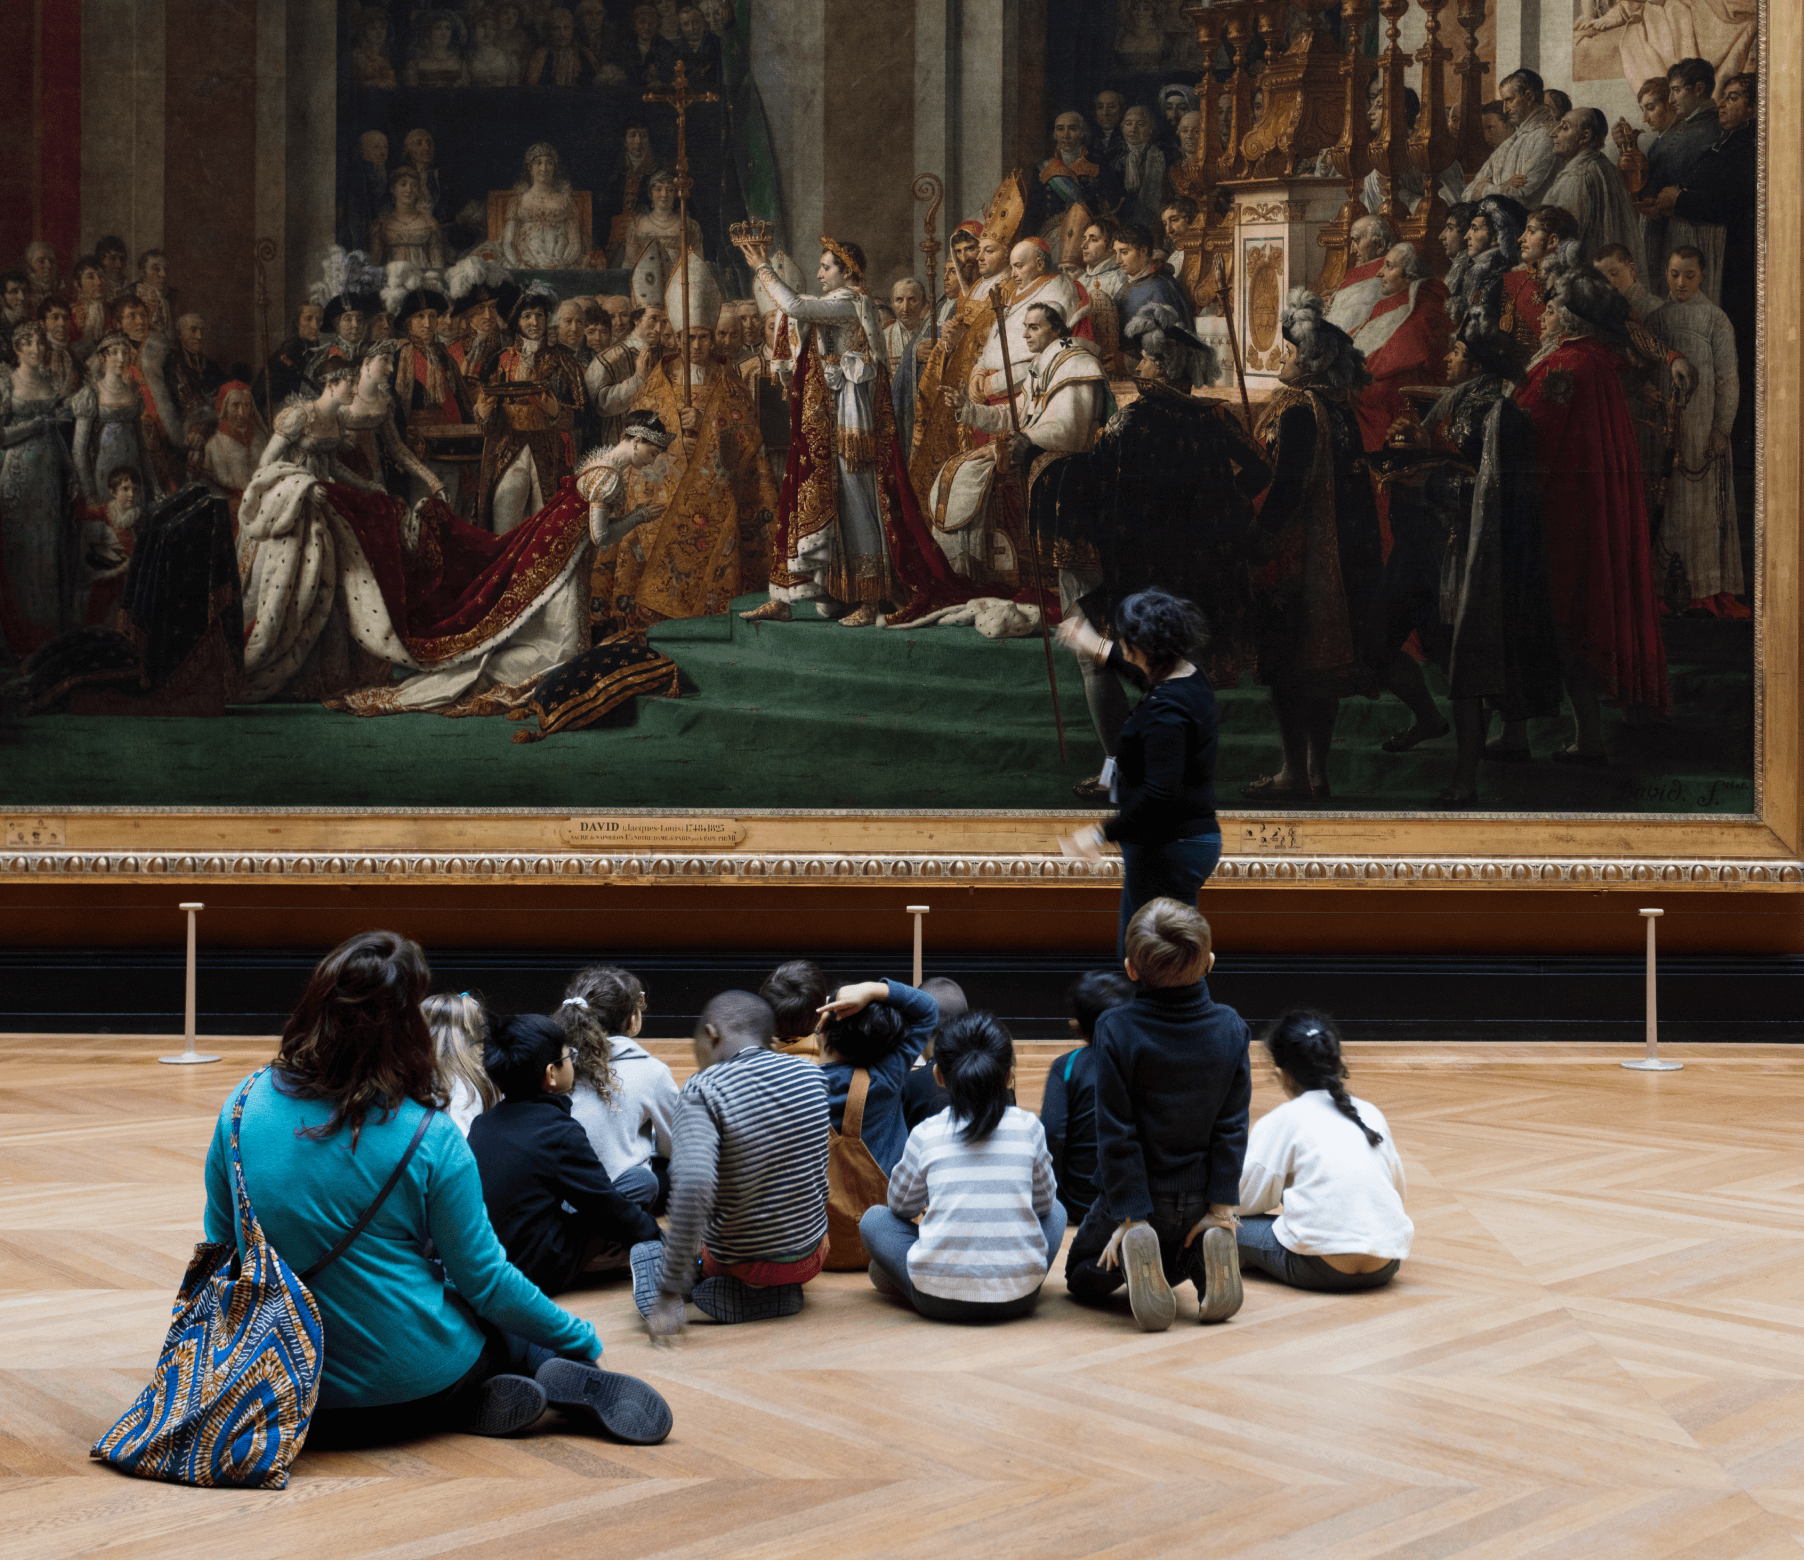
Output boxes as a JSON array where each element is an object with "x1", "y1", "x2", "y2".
[{"x1": 0, "y1": 0, "x2": 1796, "y2": 892}]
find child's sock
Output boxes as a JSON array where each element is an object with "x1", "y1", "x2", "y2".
[
  {"x1": 691, "y1": 1275, "x2": 804, "y2": 1324},
  {"x1": 629, "y1": 1240, "x2": 663, "y2": 1318}
]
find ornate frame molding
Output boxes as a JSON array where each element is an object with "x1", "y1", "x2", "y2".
[{"x1": 6, "y1": 849, "x2": 1800, "y2": 889}]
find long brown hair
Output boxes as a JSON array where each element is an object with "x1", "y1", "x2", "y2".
[
  {"x1": 275, "y1": 930, "x2": 442, "y2": 1143},
  {"x1": 554, "y1": 964, "x2": 645, "y2": 1104}
]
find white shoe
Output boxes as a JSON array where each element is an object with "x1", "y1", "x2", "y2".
[{"x1": 1120, "y1": 1223, "x2": 1175, "y2": 1332}]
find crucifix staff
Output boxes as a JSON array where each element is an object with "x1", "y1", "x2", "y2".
[{"x1": 644, "y1": 60, "x2": 719, "y2": 409}]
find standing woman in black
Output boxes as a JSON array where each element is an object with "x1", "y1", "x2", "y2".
[{"x1": 1057, "y1": 588, "x2": 1224, "y2": 956}]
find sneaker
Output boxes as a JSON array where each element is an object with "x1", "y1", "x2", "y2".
[
  {"x1": 1197, "y1": 1226, "x2": 1244, "y2": 1324},
  {"x1": 461, "y1": 1373, "x2": 548, "y2": 1437},
  {"x1": 629, "y1": 1240, "x2": 663, "y2": 1318},
  {"x1": 691, "y1": 1275, "x2": 805, "y2": 1324},
  {"x1": 1119, "y1": 1223, "x2": 1175, "y2": 1332},
  {"x1": 868, "y1": 1260, "x2": 907, "y2": 1299},
  {"x1": 535, "y1": 1358, "x2": 673, "y2": 1445}
]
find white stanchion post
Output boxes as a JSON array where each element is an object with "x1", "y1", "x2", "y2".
[
  {"x1": 160, "y1": 902, "x2": 221, "y2": 1065},
  {"x1": 907, "y1": 905, "x2": 929, "y2": 988},
  {"x1": 1621, "y1": 908, "x2": 1680, "y2": 1072}
]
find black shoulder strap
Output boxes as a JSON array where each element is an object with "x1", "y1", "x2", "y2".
[{"x1": 299, "y1": 1107, "x2": 436, "y2": 1283}]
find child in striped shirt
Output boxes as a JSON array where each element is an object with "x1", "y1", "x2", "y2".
[
  {"x1": 635, "y1": 990, "x2": 831, "y2": 1334},
  {"x1": 859, "y1": 1012, "x2": 1066, "y2": 1323}
]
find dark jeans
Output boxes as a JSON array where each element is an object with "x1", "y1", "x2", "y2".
[
  {"x1": 860, "y1": 1204, "x2": 1067, "y2": 1323},
  {"x1": 1236, "y1": 1214, "x2": 1399, "y2": 1293},
  {"x1": 1118, "y1": 832, "x2": 1222, "y2": 957},
  {"x1": 612, "y1": 1156, "x2": 671, "y2": 1215},
  {"x1": 305, "y1": 1322, "x2": 558, "y2": 1450},
  {"x1": 1065, "y1": 1190, "x2": 1214, "y2": 1305}
]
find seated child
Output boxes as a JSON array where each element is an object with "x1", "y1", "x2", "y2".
[
  {"x1": 760, "y1": 959, "x2": 826, "y2": 1056},
  {"x1": 861, "y1": 1012, "x2": 1066, "y2": 1322},
  {"x1": 79, "y1": 465, "x2": 142, "y2": 626},
  {"x1": 560, "y1": 965, "x2": 680, "y2": 1214},
  {"x1": 901, "y1": 976, "x2": 969, "y2": 1129},
  {"x1": 1064, "y1": 898, "x2": 1250, "y2": 1331},
  {"x1": 467, "y1": 1014, "x2": 661, "y2": 1297},
  {"x1": 1041, "y1": 969, "x2": 1134, "y2": 1223},
  {"x1": 422, "y1": 991, "x2": 498, "y2": 1137},
  {"x1": 636, "y1": 990, "x2": 831, "y2": 1331},
  {"x1": 818, "y1": 976, "x2": 940, "y2": 1177},
  {"x1": 1236, "y1": 1010, "x2": 1412, "y2": 1291}
]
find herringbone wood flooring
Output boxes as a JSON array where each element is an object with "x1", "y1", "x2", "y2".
[{"x1": 4, "y1": 1035, "x2": 1804, "y2": 1557}]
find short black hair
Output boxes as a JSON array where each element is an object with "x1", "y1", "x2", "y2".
[
  {"x1": 821, "y1": 990, "x2": 909, "y2": 1068},
  {"x1": 94, "y1": 235, "x2": 128, "y2": 261},
  {"x1": 760, "y1": 959, "x2": 826, "y2": 1036},
  {"x1": 483, "y1": 1013, "x2": 568, "y2": 1098},
  {"x1": 1444, "y1": 202, "x2": 1477, "y2": 237},
  {"x1": 697, "y1": 989, "x2": 775, "y2": 1048},
  {"x1": 1115, "y1": 222, "x2": 1157, "y2": 255},
  {"x1": 1069, "y1": 969, "x2": 1134, "y2": 1040},
  {"x1": 1161, "y1": 194, "x2": 1198, "y2": 222},
  {"x1": 1025, "y1": 301, "x2": 1067, "y2": 334},
  {"x1": 1667, "y1": 56, "x2": 1715, "y2": 96},
  {"x1": 1499, "y1": 68, "x2": 1544, "y2": 100},
  {"x1": 1114, "y1": 588, "x2": 1209, "y2": 676}
]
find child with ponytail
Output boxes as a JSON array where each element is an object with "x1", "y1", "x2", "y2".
[
  {"x1": 859, "y1": 1013, "x2": 1066, "y2": 1323},
  {"x1": 1235, "y1": 1010, "x2": 1413, "y2": 1292}
]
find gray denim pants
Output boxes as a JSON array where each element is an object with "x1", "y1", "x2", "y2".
[{"x1": 1236, "y1": 1214, "x2": 1399, "y2": 1293}]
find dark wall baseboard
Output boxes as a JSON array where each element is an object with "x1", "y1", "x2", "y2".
[{"x1": 4, "y1": 947, "x2": 1799, "y2": 1043}]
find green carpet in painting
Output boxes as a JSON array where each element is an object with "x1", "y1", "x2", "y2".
[{"x1": 0, "y1": 598, "x2": 1753, "y2": 813}]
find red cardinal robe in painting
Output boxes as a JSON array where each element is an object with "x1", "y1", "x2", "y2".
[
  {"x1": 1349, "y1": 276, "x2": 1452, "y2": 453},
  {"x1": 1514, "y1": 333, "x2": 1669, "y2": 713}
]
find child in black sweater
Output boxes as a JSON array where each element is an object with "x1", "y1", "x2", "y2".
[
  {"x1": 1041, "y1": 969, "x2": 1134, "y2": 1223},
  {"x1": 468, "y1": 1014, "x2": 661, "y2": 1297},
  {"x1": 1063, "y1": 900, "x2": 1250, "y2": 1330}
]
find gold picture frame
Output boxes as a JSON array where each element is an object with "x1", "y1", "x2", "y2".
[{"x1": 2, "y1": 6, "x2": 1796, "y2": 897}]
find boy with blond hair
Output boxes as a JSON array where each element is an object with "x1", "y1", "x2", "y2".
[{"x1": 1064, "y1": 898, "x2": 1250, "y2": 1330}]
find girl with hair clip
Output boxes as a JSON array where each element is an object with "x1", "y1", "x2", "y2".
[
  {"x1": 422, "y1": 992, "x2": 498, "y2": 1136},
  {"x1": 859, "y1": 1013, "x2": 1066, "y2": 1322},
  {"x1": 1234, "y1": 1010, "x2": 1413, "y2": 1293},
  {"x1": 558, "y1": 966, "x2": 680, "y2": 1213}
]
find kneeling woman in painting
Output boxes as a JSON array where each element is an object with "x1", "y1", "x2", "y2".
[
  {"x1": 1234, "y1": 1010, "x2": 1413, "y2": 1292},
  {"x1": 202, "y1": 931, "x2": 672, "y2": 1448},
  {"x1": 1056, "y1": 587, "x2": 1223, "y2": 957}
]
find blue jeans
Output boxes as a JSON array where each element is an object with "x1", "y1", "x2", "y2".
[
  {"x1": 860, "y1": 1203, "x2": 1067, "y2": 1323},
  {"x1": 611, "y1": 1157, "x2": 669, "y2": 1214},
  {"x1": 1118, "y1": 832, "x2": 1223, "y2": 957},
  {"x1": 1236, "y1": 1214, "x2": 1399, "y2": 1293}
]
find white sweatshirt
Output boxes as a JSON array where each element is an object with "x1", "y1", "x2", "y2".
[
  {"x1": 1236, "y1": 1090, "x2": 1414, "y2": 1260},
  {"x1": 568, "y1": 1035, "x2": 681, "y2": 1178}
]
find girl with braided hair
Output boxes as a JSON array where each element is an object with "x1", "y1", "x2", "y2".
[{"x1": 1234, "y1": 1010, "x2": 1413, "y2": 1293}]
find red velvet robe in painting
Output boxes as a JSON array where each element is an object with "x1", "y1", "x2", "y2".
[
  {"x1": 1500, "y1": 267, "x2": 1546, "y2": 352},
  {"x1": 1349, "y1": 277, "x2": 1452, "y2": 453},
  {"x1": 1514, "y1": 333, "x2": 1670, "y2": 713},
  {"x1": 774, "y1": 330, "x2": 972, "y2": 619}
]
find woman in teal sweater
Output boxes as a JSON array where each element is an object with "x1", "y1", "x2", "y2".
[{"x1": 203, "y1": 931, "x2": 670, "y2": 1449}]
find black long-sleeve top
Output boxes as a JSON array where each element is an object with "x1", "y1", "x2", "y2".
[
  {"x1": 467, "y1": 1091, "x2": 660, "y2": 1296},
  {"x1": 1041, "y1": 1045, "x2": 1101, "y2": 1213},
  {"x1": 1100, "y1": 642, "x2": 1220, "y2": 845},
  {"x1": 1092, "y1": 980, "x2": 1251, "y2": 1220}
]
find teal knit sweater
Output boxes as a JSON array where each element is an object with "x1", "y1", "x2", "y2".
[{"x1": 204, "y1": 1070, "x2": 600, "y2": 1408}]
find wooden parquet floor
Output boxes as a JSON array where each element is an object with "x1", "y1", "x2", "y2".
[{"x1": 4, "y1": 1036, "x2": 1804, "y2": 1558}]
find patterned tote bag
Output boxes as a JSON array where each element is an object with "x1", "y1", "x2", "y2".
[{"x1": 92, "y1": 1067, "x2": 431, "y2": 1489}]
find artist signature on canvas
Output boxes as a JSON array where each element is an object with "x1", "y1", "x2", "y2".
[{"x1": 1605, "y1": 779, "x2": 1751, "y2": 810}]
